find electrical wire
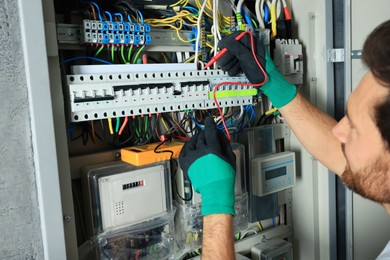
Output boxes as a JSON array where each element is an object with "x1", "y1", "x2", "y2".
[
  {"x1": 257, "y1": 221, "x2": 263, "y2": 231},
  {"x1": 212, "y1": 31, "x2": 267, "y2": 140},
  {"x1": 87, "y1": 1, "x2": 102, "y2": 21},
  {"x1": 132, "y1": 45, "x2": 145, "y2": 64},
  {"x1": 94, "y1": 45, "x2": 105, "y2": 57},
  {"x1": 108, "y1": 118, "x2": 114, "y2": 135},
  {"x1": 127, "y1": 45, "x2": 133, "y2": 63},
  {"x1": 104, "y1": 11, "x2": 113, "y2": 22},
  {"x1": 120, "y1": 46, "x2": 127, "y2": 63},
  {"x1": 194, "y1": 0, "x2": 208, "y2": 66},
  {"x1": 88, "y1": 3, "x2": 97, "y2": 20},
  {"x1": 118, "y1": 116, "x2": 128, "y2": 135},
  {"x1": 60, "y1": 56, "x2": 112, "y2": 65},
  {"x1": 153, "y1": 139, "x2": 174, "y2": 159}
]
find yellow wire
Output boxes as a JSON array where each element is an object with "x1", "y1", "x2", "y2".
[
  {"x1": 206, "y1": 42, "x2": 214, "y2": 50},
  {"x1": 257, "y1": 221, "x2": 263, "y2": 231},
  {"x1": 108, "y1": 118, "x2": 114, "y2": 135},
  {"x1": 176, "y1": 29, "x2": 196, "y2": 43},
  {"x1": 184, "y1": 56, "x2": 195, "y2": 63},
  {"x1": 145, "y1": 10, "x2": 194, "y2": 24},
  {"x1": 265, "y1": 107, "x2": 278, "y2": 115},
  {"x1": 161, "y1": 117, "x2": 170, "y2": 132},
  {"x1": 271, "y1": 2, "x2": 277, "y2": 37},
  {"x1": 195, "y1": 0, "x2": 213, "y2": 18},
  {"x1": 170, "y1": 0, "x2": 184, "y2": 7}
]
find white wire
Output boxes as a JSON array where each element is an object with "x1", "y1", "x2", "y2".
[
  {"x1": 212, "y1": 0, "x2": 220, "y2": 69},
  {"x1": 241, "y1": 229, "x2": 257, "y2": 239},
  {"x1": 233, "y1": 106, "x2": 244, "y2": 121},
  {"x1": 194, "y1": 0, "x2": 208, "y2": 66},
  {"x1": 255, "y1": 0, "x2": 265, "y2": 28},
  {"x1": 236, "y1": 0, "x2": 245, "y2": 13},
  {"x1": 260, "y1": 0, "x2": 282, "y2": 22},
  {"x1": 213, "y1": 0, "x2": 222, "y2": 40}
]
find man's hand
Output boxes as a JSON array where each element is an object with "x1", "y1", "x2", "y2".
[
  {"x1": 216, "y1": 31, "x2": 266, "y2": 84},
  {"x1": 217, "y1": 31, "x2": 297, "y2": 108},
  {"x1": 179, "y1": 117, "x2": 236, "y2": 216}
]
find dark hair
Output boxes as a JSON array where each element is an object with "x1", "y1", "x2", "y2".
[{"x1": 362, "y1": 20, "x2": 390, "y2": 149}]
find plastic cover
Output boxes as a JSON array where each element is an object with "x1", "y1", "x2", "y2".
[{"x1": 92, "y1": 210, "x2": 176, "y2": 260}]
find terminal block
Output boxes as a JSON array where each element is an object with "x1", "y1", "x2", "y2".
[
  {"x1": 273, "y1": 39, "x2": 304, "y2": 85},
  {"x1": 66, "y1": 66, "x2": 257, "y2": 122},
  {"x1": 82, "y1": 19, "x2": 151, "y2": 45}
]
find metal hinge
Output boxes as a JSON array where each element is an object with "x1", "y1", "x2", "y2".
[
  {"x1": 328, "y1": 48, "x2": 345, "y2": 63},
  {"x1": 328, "y1": 49, "x2": 363, "y2": 63}
]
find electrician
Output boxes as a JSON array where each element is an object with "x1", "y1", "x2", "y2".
[{"x1": 179, "y1": 20, "x2": 390, "y2": 259}]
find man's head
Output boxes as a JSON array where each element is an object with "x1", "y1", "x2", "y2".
[{"x1": 332, "y1": 20, "x2": 390, "y2": 204}]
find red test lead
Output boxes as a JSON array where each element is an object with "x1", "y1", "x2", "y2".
[{"x1": 203, "y1": 31, "x2": 247, "y2": 69}]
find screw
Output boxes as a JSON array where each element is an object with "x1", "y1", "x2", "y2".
[{"x1": 64, "y1": 215, "x2": 71, "y2": 223}]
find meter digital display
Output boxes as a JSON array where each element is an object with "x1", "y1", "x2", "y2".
[
  {"x1": 265, "y1": 166, "x2": 287, "y2": 181},
  {"x1": 251, "y1": 151, "x2": 296, "y2": 196}
]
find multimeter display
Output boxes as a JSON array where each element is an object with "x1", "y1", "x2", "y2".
[{"x1": 251, "y1": 151, "x2": 296, "y2": 196}]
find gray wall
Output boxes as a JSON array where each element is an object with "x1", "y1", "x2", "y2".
[{"x1": 0, "y1": 0, "x2": 44, "y2": 258}]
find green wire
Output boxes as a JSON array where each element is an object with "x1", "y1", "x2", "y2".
[
  {"x1": 144, "y1": 116, "x2": 149, "y2": 139},
  {"x1": 120, "y1": 45, "x2": 127, "y2": 64},
  {"x1": 111, "y1": 46, "x2": 115, "y2": 62},
  {"x1": 115, "y1": 117, "x2": 120, "y2": 133},
  {"x1": 136, "y1": 117, "x2": 141, "y2": 138},
  {"x1": 94, "y1": 45, "x2": 105, "y2": 57},
  {"x1": 251, "y1": 18, "x2": 258, "y2": 29},
  {"x1": 132, "y1": 45, "x2": 145, "y2": 64},
  {"x1": 127, "y1": 45, "x2": 133, "y2": 63}
]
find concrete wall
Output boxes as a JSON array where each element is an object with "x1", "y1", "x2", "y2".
[{"x1": 0, "y1": 0, "x2": 44, "y2": 258}]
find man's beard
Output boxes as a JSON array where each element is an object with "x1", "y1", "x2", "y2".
[{"x1": 341, "y1": 144, "x2": 390, "y2": 204}]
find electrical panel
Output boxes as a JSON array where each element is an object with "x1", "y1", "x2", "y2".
[{"x1": 51, "y1": 0, "x2": 302, "y2": 258}]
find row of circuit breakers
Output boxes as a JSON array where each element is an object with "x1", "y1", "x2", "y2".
[
  {"x1": 65, "y1": 41, "x2": 303, "y2": 123},
  {"x1": 67, "y1": 65, "x2": 255, "y2": 122}
]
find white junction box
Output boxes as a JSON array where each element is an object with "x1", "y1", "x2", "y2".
[{"x1": 251, "y1": 151, "x2": 296, "y2": 196}]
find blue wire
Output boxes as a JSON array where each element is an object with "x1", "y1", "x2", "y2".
[
  {"x1": 137, "y1": 10, "x2": 144, "y2": 23},
  {"x1": 87, "y1": 2, "x2": 102, "y2": 21},
  {"x1": 184, "y1": 6, "x2": 199, "y2": 13},
  {"x1": 104, "y1": 11, "x2": 113, "y2": 22},
  {"x1": 264, "y1": 4, "x2": 270, "y2": 23},
  {"x1": 60, "y1": 56, "x2": 112, "y2": 65},
  {"x1": 241, "y1": 105, "x2": 256, "y2": 129},
  {"x1": 243, "y1": 12, "x2": 253, "y2": 26},
  {"x1": 188, "y1": 113, "x2": 204, "y2": 129},
  {"x1": 114, "y1": 13, "x2": 124, "y2": 22}
]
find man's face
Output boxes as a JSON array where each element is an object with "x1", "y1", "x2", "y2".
[{"x1": 332, "y1": 71, "x2": 390, "y2": 204}]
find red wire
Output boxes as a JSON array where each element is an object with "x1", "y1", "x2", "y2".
[
  {"x1": 213, "y1": 31, "x2": 268, "y2": 141},
  {"x1": 118, "y1": 116, "x2": 128, "y2": 135}
]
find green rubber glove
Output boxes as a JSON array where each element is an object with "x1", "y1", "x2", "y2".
[
  {"x1": 179, "y1": 118, "x2": 236, "y2": 216},
  {"x1": 261, "y1": 51, "x2": 297, "y2": 108},
  {"x1": 217, "y1": 31, "x2": 297, "y2": 108}
]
